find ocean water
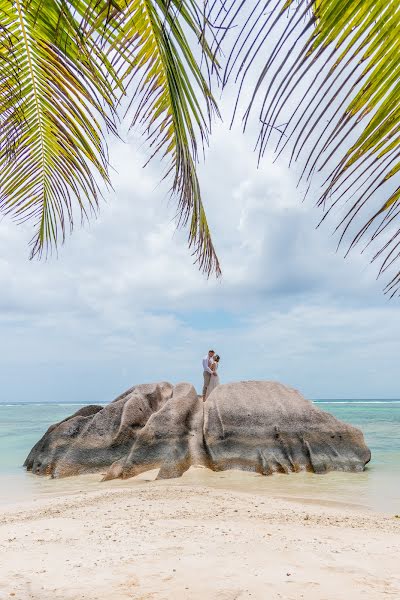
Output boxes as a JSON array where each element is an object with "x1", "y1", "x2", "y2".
[{"x1": 0, "y1": 400, "x2": 399, "y2": 513}]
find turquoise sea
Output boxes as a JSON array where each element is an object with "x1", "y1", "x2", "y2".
[{"x1": 0, "y1": 400, "x2": 399, "y2": 513}]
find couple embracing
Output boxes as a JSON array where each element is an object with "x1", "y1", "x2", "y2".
[{"x1": 202, "y1": 349, "x2": 221, "y2": 400}]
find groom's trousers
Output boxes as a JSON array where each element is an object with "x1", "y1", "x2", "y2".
[{"x1": 202, "y1": 371, "x2": 211, "y2": 397}]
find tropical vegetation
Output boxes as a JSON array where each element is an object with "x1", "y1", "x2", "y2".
[{"x1": 0, "y1": 0, "x2": 399, "y2": 294}]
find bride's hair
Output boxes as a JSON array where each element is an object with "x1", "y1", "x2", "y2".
[{"x1": 214, "y1": 355, "x2": 220, "y2": 362}]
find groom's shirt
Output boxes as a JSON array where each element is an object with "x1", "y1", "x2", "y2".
[{"x1": 202, "y1": 355, "x2": 213, "y2": 374}]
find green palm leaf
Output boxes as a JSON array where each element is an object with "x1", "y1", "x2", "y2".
[
  {"x1": 220, "y1": 0, "x2": 400, "y2": 295},
  {"x1": 87, "y1": 0, "x2": 222, "y2": 275},
  {"x1": 0, "y1": 0, "x2": 118, "y2": 256},
  {"x1": 0, "y1": 0, "x2": 221, "y2": 275}
]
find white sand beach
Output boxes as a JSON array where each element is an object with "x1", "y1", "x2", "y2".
[{"x1": 0, "y1": 468, "x2": 399, "y2": 600}]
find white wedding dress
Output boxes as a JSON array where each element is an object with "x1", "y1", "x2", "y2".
[{"x1": 205, "y1": 363, "x2": 220, "y2": 399}]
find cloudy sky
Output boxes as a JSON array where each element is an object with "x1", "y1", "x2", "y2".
[{"x1": 0, "y1": 87, "x2": 398, "y2": 403}]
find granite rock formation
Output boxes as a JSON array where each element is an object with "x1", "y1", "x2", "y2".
[{"x1": 25, "y1": 381, "x2": 371, "y2": 479}]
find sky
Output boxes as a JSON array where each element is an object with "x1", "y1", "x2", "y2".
[{"x1": 0, "y1": 89, "x2": 399, "y2": 403}]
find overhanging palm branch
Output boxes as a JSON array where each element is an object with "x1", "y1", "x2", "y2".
[
  {"x1": 219, "y1": 0, "x2": 400, "y2": 295},
  {"x1": 0, "y1": 0, "x2": 221, "y2": 275},
  {"x1": 0, "y1": 0, "x2": 118, "y2": 256},
  {"x1": 89, "y1": 0, "x2": 222, "y2": 275}
]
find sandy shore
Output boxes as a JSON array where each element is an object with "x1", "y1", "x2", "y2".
[{"x1": 0, "y1": 471, "x2": 399, "y2": 600}]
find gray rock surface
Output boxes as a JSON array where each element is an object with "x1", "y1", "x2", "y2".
[
  {"x1": 203, "y1": 381, "x2": 370, "y2": 474},
  {"x1": 25, "y1": 381, "x2": 371, "y2": 479}
]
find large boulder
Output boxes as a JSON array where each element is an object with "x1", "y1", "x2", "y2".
[
  {"x1": 25, "y1": 381, "x2": 371, "y2": 479},
  {"x1": 203, "y1": 381, "x2": 370, "y2": 474}
]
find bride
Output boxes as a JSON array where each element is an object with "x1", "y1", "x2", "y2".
[{"x1": 205, "y1": 355, "x2": 220, "y2": 400}]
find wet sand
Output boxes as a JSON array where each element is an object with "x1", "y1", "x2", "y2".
[{"x1": 0, "y1": 468, "x2": 399, "y2": 599}]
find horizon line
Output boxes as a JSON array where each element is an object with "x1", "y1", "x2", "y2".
[{"x1": 1, "y1": 398, "x2": 400, "y2": 405}]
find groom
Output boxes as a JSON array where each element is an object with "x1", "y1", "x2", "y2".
[{"x1": 202, "y1": 349, "x2": 216, "y2": 398}]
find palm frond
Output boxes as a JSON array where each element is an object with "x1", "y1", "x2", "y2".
[
  {"x1": 85, "y1": 0, "x2": 222, "y2": 275},
  {"x1": 0, "y1": 15, "x2": 22, "y2": 159},
  {"x1": 0, "y1": 0, "x2": 119, "y2": 257},
  {"x1": 221, "y1": 0, "x2": 400, "y2": 294},
  {"x1": 0, "y1": 0, "x2": 221, "y2": 276}
]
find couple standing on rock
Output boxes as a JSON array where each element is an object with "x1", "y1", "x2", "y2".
[{"x1": 202, "y1": 349, "x2": 221, "y2": 400}]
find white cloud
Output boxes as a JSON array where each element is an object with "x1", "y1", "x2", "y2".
[{"x1": 0, "y1": 109, "x2": 397, "y2": 403}]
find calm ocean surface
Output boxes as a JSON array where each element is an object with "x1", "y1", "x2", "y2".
[{"x1": 0, "y1": 400, "x2": 399, "y2": 512}]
